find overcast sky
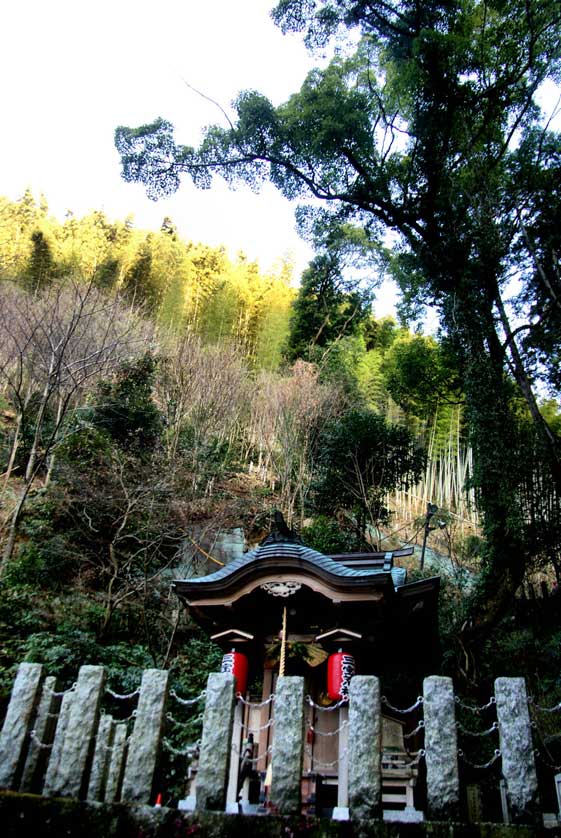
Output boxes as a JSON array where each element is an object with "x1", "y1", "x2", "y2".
[
  {"x1": 1, "y1": 1, "x2": 321, "y2": 274},
  {"x1": 2, "y1": 1, "x2": 559, "y2": 322}
]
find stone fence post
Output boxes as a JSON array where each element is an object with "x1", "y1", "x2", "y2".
[
  {"x1": 20, "y1": 675, "x2": 59, "y2": 793},
  {"x1": 45, "y1": 665, "x2": 105, "y2": 799},
  {"x1": 495, "y1": 677, "x2": 539, "y2": 824},
  {"x1": 196, "y1": 672, "x2": 236, "y2": 812},
  {"x1": 423, "y1": 675, "x2": 460, "y2": 820},
  {"x1": 0, "y1": 662, "x2": 44, "y2": 789},
  {"x1": 270, "y1": 676, "x2": 305, "y2": 815},
  {"x1": 348, "y1": 675, "x2": 381, "y2": 821},
  {"x1": 121, "y1": 668, "x2": 169, "y2": 804}
]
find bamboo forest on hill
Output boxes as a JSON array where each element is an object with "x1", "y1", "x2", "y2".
[{"x1": 0, "y1": 182, "x2": 560, "y2": 720}]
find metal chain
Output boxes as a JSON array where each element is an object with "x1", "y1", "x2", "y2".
[
  {"x1": 170, "y1": 689, "x2": 206, "y2": 707},
  {"x1": 403, "y1": 749, "x2": 425, "y2": 767},
  {"x1": 455, "y1": 696, "x2": 496, "y2": 713},
  {"x1": 381, "y1": 696, "x2": 423, "y2": 714},
  {"x1": 166, "y1": 712, "x2": 203, "y2": 727},
  {"x1": 309, "y1": 721, "x2": 348, "y2": 737},
  {"x1": 105, "y1": 686, "x2": 140, "y2": 700},
  {"x1": 306, "y1": 696, "x2": 348, "y2": 711},
  {"x1": 457, "y1": 748, "x2": 501, "y2": 769},
  {"x1": 305, "y1": 744, "x2": 343, "y2": 768},
  {"x1": 29, "y1": 730, "x2": 53, "y2": 750},
  {"x1": 529, "y1": 697, "x2": 561, "y2": 714},
  {"x1": 243, "y1": 745, "x2": 273, "y2": 765},
  {"x1": 46, "y1": 682, "x2": 77, "y2": 698},
  {"x1": 457, "y1": 721, "x2": 499, "y2": 738},
  {"x1": 382, "y1": 749, "x2": 425, "y2": 767},
  {"x1": 162, "y1": 738, "x2": 200, "y2": 757},
  {"x1": 240, "y1": 718, "x2": 274, "y2": 733},
  {"x1": 403, "y1": 720, "x2": 425, "y2": 739},
  {"x1": 237, "y1": 694, "x2": 275, "y2": 707},
  {"x1": 534, "y1": 749, "x2": 561, "y2": 771}
]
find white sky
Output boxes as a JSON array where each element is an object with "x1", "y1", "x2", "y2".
[{"x1": 1, "y1": 1, "x2": 559, "y2": 323}]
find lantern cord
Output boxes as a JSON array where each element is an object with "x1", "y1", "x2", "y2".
[{"x1": 279, "y1": 606, "x2": 287, "y2": 678}]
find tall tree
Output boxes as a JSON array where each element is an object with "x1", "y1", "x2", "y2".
[
  {"x1": 0, "y1": 280, "x2": 146, "y2": 571},
  {"x1": 115, "y1": 0, "x2": 561, "y2": 641},
  {"x1": 286, "y1": 252, "x2": 372, "y2": 361}
]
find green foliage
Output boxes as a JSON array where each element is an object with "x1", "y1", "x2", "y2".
[
  {"x1": 113, "y1": 0, "x2": 561, "y2": 636},
  {"x1": 313, "y1": 408, "x2": 426, "y2": 539},
  {"x1": 92, "y1": 354, "x2": 163, "y2": 451},
  {"x1": 285, "y1": 252, "x2": 372, "y2": 361},
  {"x1": 301, "y1": 515, "x2": 358, "y2": 554}
]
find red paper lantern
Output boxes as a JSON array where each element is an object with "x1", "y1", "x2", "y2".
[
  {"x1": 221, "y1": 649, "x2": 248, "y2": 696},
  {"x1": 327, "y1": 650, "x2": 355, "y2": 701}
]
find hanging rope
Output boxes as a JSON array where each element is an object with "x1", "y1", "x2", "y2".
[{"x1": 279, "y1": 606, "x2": 287, "y2": 678}]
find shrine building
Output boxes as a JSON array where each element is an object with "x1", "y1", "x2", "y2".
[{"x1": 173, "y1": 515, "x2": 440, "y2": 816}]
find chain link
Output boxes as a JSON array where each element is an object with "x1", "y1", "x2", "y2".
[
  {"x1": 29, "y1": 729, "x2": 53, "y2": 750},
  {"x1": 305, "y1": 744, "x2": 343, "y2": 768},
  {"x1": 170, "y1": 689, "x2": 206, "y2": 707},
  {"x1": 529, "y1": 697, "x2": 561, "y2": 714},
  {"x1": 46, "y1": 682, "x2": 77, "y2": 698},
  {"x1": 309, "y1": 721, "x2": 348, "y2": 737},
  {"x1": 457, "y1": 721, "x2": 499, "y2": 737},
  {"x1": 534, "y1": 749, "x2": 561, "y2": 771},
  {"x1": 381, "y1": 696, "x2": 423, "y2": 714},
  {"x1": 306, "y1": 696, "x2": 348, "y2": 711},
  {"x1": 162, "y1": 738, "x2": 200, "y2": 757},
  {"x1": 105, "y1": 686, "x2": 140, "y2": 700},
  {"x1": 166, "y1": 712, "x2": 203, "y2": 727},
  {"x1": 403, "y1": 720, "x2": 425, "y2": 739},
  {"x1": 242, "y1": 745, "x2": 273, "y2": 765},
  {"x1": 382, "y1": 749, "x2": 425, "y2": 767},
  {"x1": 457, "y1": 748, "x2": 501, "y2": 769},
  {"x1": 240, "y1": 718, "x2": 274, "y2": 733},
  {"x1": 237, "y1": 694, "x2": 275, "y2": 707},
  {"x1": 455, "y1": 696, "x2": 496, "y2": 713}
]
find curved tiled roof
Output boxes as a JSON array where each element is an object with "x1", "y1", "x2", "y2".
[{"x1": 175, "y1": 540, "x2": 393, "y2": 588}]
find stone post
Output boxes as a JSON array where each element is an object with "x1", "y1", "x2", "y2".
[
  {"x1": 105, "y1": 723, "x2": 128, "y2": 803},
  {"x1": 270, "y1": 676, "x2": 304, "y2": 815},
  {"x1": 348, "y1": 676, "x2": 381, "y2": 821},
  {"x1": 0, "y1": 662, "x2": 44, "y2": 789},
  {"x1": 47, "y1": 665, "x2": 105, "y2": 798},
  {"x1": 121, "y1": 668, "x2": 169, "y2": 804},
  {"x1": 87, "y1": 715, "x2": 114, "y2": 801},
  {"x1": 495, "y1": 677, "x2": 539, "y2": 824},
  {"x1": 196, "y1": 672, "x2": 236, "y2": 812},
  {"x1": 423, "y1": 676, "x2": 460, "y2": 821},
  {"x1": 19, "y1": 675, "x2": 59, "y2": 793},
  {"x1": 43, "y1": 685, "x2": 76, "y2": 795}
]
